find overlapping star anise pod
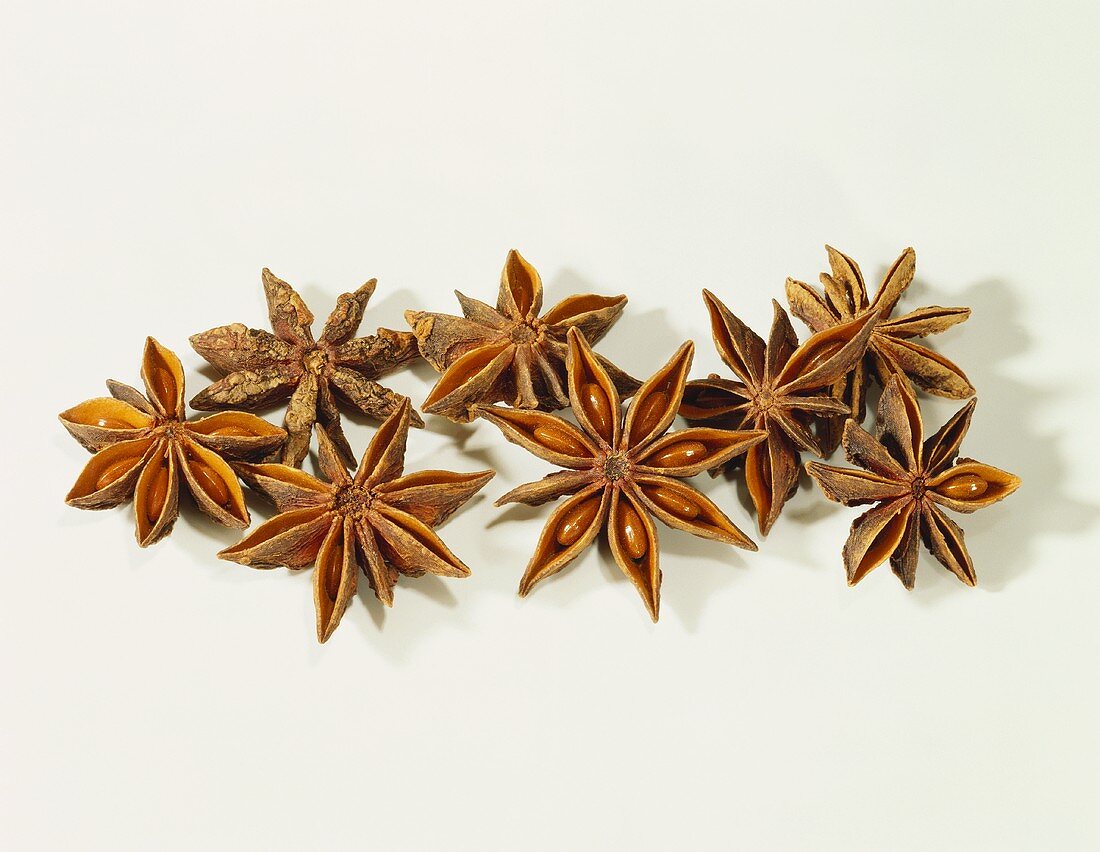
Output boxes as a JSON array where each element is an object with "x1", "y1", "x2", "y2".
[
  {"x1": 477, "y1": 328, "x2": 765, "y2": 621},
  {"x1": 680, "y1": 292, "x2": 878, "y2": 535},
  {"x1": 60, "y1": 338, "x2": 287, "y2": 546},
  {"x1": 786, "y1": 246, "x2": 974, "y2": 452},
  {"x1": 220, "y1": 399, "x2": 493, "y2": 642},
  {"x1": 406, "y1": 249, "x2": 639, "y2": 422},
  {"x1": 190, "y1": 268, "x2": 421, "y2": 469},
  {"x1": 806, "y1": 376, "x2": 1019, "y2": 588}
]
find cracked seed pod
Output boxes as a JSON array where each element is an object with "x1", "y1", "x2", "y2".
[
  {"x1": 806, "y1": 375, "x2": 1019, "y2": 587},
  {"x1": 190, "y1": 268, "x2": 422, "y2": 468},
  {"x1": 477, "y1": 327, "x2": 765, "y2": 621},
  {"x1": 405, "y1": 249, "x2": 640, "y2": 422},
  {"x1": 221, "y1": 399, "x2": 493, "y2": 642},
  {"x1": 60, "y1": 338, "x2": 287, "y2": 546}
]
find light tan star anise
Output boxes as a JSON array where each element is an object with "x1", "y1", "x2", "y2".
[
  {"x1": 806, "y1": 376, "x2": 1020, "y2": 588},
  {"x1": 477, "y1": 328, "x2": 765, "y2": 621},
  {"x1": 680, "y1": 292, "x2": 878, "y2": 535},
  {"x1": 190, "y1": 268, "x2": 421, "y2": 469},
  {"x1": 406, "y1": 249, "x2": 639, "y2": 422},
  {"x1": 60, "y1": 338, "x2": 286, "y2": 547},
  {"x1": 786, "y1": 246, "x2": 973, "y2": 452},
  {"x1": 220, "y1": 399, "x2": 493, "y2": 642}
]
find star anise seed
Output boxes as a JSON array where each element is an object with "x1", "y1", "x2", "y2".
[
  {"x1": 805, "y1": 375, "x2": 1020, "y2": 588},
  {"x1": 477, "y1": 327, "x2": 765, "y2": 622},
  {"x1": 61, "y1": 338, "x2": 287, "y2": 546}
]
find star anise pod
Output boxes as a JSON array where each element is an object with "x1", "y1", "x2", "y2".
[
  {"x1": 405, "y1": 249, "x2": 639, "y2": 422},
  {"x1": 786, "y1": 246, "x2": 974, "y2": 452},
  {"x1": 477, "y1": 327, "x2": 765, "y2": 621},
  {"x1": 806, "y1": 376, "x2": 1020, "y2": 588},
  {"x1": 60, "y1": 338, "x2": 287, "y2": 547},
  {"x1": 189, "y1": 268, "x2": 421, "y2": 469},
  {"x1": 680, "y1": 292, "x2": 879, "y2": 535},
  {"x1": 220, "y1": 399, "x2": 493, "y2": 642}
]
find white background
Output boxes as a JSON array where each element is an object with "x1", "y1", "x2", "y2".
[{"x1": 3, "y1": 2, "x2": 1098, "y2": 850}]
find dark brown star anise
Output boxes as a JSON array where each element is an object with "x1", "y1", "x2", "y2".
[
  {"x1": 680, "y1": 292, "x2": 878, "y2": 535},
  {"x1": 786, "y1": 246, "x2": 973, "y2": 452},
  {"x1": 220, "y1": 399, "x2": 493, "y2": 642},
  {"x1": 406, "y1": 249, "x2": 639, "y2": 422},
  {"x1": 60, "y1": 338, "x2": 287, "y2": 546},
  {"x1": 190, "y1": 268, "x2": 421, "y2": 469},
  {"x1": 477, "y1": 328, "x2": 765, "y2": 621},
  {"x1": 806, "y1": 376, "x2": 1020, "y2": 588}
]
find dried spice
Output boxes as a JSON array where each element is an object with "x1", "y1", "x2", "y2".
[
  {"x1": 406, "y1": 249, "x2": 639, "y2": 422},
  {"x1": 805, "y1": 376, "x2": 1019, "y2": 588},
  {"x1": 190, "y1": 268, "x2": 421, "y2": 469},
  {"x1": 220, "y1": 399, "x2": 493, "y2": 642},
  {"x1": 60, "y1": 338, "x2": 286, "y2": 546},
  {"x1": 786, "y1": 246, "x2": 973, "y2": 452},
  {"x1": 680, "y1": 293, "x2": 878, "y2": 535},
  {"x1": 477, "y1": 328, "x2": 765, "y2": 621}
]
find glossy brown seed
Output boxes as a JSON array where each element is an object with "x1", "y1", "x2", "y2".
[
  {"x1": 208, "y1": 425, "x2": 254, "y2": 437},
  {"x1": 150, "y1": 366, "x2": 176, "y2": 410},
  {"x1": 936, "y1": 473, "x2": 988, "y2": 500},
  {"x1": 188, "y1": 454, "x2": 230, "y2": 506},
  {"x1": 146, "y1": 464, "x2": 170, "y2": 524},
  {"x1": 95, "y1": 417, "x2": 133, "y2": 430},
  {"x1": 581, "y1": 382, "x2": 613, "y2": 438},
  {"x1": 95, "y1": 456, "x2": 141, "y2": 491},
  {"x1": 645, "y1": 440, "x2": 707, "y2": 468},
  {"x1": 555, "y1": 495, "x2": 601, "y2": 546},
  {"x1": 647, "y1": 485, "x2": 700, "y2": 520},
  {"x1": 631, "y1": 391, "x2": 668, "y2": 438},
  {"x1": 617, "y1": 502, "x2": 647, "y2": 559},
  {"x1": 533, "y1": 424, "x2": 589, "y2": 457}
]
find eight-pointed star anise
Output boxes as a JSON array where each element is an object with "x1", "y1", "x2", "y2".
[
  {"x1": 60, "y1": 338, "x2": 287, "y2": 547},
  {"x1": 679, "y1": 292, "x2": 878, "y2": 535},
  {"x1": 477, "y1": 327, "x2": 765, "y2": 621},
  {"x1": 220, "y1": 399, "x2": 494, "y2": 642},
  {"x1": 786, "y1": 246, "x2": 974, "y2": 453},
  {"x1": 406, "y1": 249, "x2": 639, "y2": 422},
  {"x1": 190, "y1": 268, "x2": 421, "y2": 469},
  {"x1": 806, "y1": 376, "x2": 1019, "y2": 588}
]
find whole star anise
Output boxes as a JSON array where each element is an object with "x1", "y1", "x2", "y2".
[
  {"x1": 405, "y1": 249, "x2": 639, "y2": 422},
  {"x1": 189, "y1": 268, "x2": 421, "y2": 469},
  {"x1": 60, "y1": 338, "x2": 286, "y2": 547},
  {"x1": 680, "y1": 292, "x2": 878, "y2": 535},
  {"x1": 786, "y1": 246, "x2": 973, "y2": 452},
  {"x1": 477, "y1": 328, "x2": 765, "y2": 621},
  {"x1": 806, "y1": 376, "x2": 1020, "y2": 588},
  {"x1": 220, "y1": 399, "x2": 493, "y2": 642}
]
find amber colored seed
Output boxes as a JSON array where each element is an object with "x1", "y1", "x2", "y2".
[
  {"x1": 581, "y1": 381, "x2": 613, "y2": 437},
  {"x1": 95, "y1": 456, "x2": 139, "y2": 491},
  {"x1": 188, "y1": 456, "x2": 230, "y2": 507},
  {"x1": 146, "y1": 464, "x2": 170, "y2": 525},
  {"x1": 617, "y1": 502, "x2": 648, "y2": 560},
  {"x1": 208, "y1": 425, "x2": 254, "y2": 438},
  {"x1": 324, "y1": 543, "x2": 344, "y2": 602},
  {"x1": 631, "y1": 390, "x2": 668, "y2": 438},
  {"x1": 647, "y1": 485, "x2": 700, "y2": 520},
  {"x1": 646, "y1": 440, "x2": 707, "y2": 468},
  {"x1": 555, "y1": 496, "x2": 601, "y2": 547},
  {"x1": 801, "y1": 340, "x2": 845, "y2": 374},
  {"x1": 533, "y1": 424, "x2": 588, "y2": 457},
  {"x1": 95, "y1": 417, "x2": 132, "y2": 430},
  {"x1": 151, "y1": 365, "x2": 176, "y2": 408},
  {"x1": 936, "y1": 473, "x2": 988, "y2": 500}
]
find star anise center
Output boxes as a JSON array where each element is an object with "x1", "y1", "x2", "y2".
[
  {"x1": 602, "y1": 451, "x2": 631, "y2": 482},
  {"x1": 911, "y1": 474, "x2": 927, "y2": 500},
  {"x1": 302, "y1": 345, "x2": 332, "y2": 376},
  {"x1": 332, "y1": 483, "x2": 373, "y2": 514},
  {"x1": 508, "y1": 318, "x2": 543, "y2": 345},
  {"x1": 750, "y1": 387, "x2": 778, "y2": 416}
]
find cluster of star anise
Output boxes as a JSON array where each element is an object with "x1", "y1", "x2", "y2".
[{"x1": 60, "y1": 247, "x2": 1019, "y2": 641}]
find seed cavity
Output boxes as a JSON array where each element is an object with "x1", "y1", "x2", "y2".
[
  {"x1": 188, "y1": 453, "x2": 230, "y2": 507},
  {"x1": 646, "y1": 440, "x2": 707, "y2": 469},
  {"x1": 581, "y1": 382, "x2": 614, "y2": 437},
  {"x1": 647, "y1": 485, "x2": 700, "y2": 520},
  {"x1": 617, "y1": 502, "x2": 648, "y2": 560},
  {"x1": 95, "y1": 417, "x2": 132, "y2": 430},
  {"x1": 208, "y1": 425, "x2": 254, "y2": 438},
  {"x1": 150, "y1": 365, "x2": 176, "y2": 409},
  {"x1": 146, "y1": 463, "x2": 170, "y2": 525},
  {"x1": 936, "y1": 473, "x2": 988, "y2": 500},
  {"x1": 555, "y1": 495, "x2": 601, "y2": 547},
  {"x1": 533, "y1": 424, "x2": 588, "y2": 457},
  {"x1": 95, "y1": 456, "x2": 140, "y2": 491},
  {"x1": 631, "y1": 390, "x2": 668, "y2": 439}
]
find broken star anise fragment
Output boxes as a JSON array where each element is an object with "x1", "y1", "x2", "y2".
[
  {"x1": 477, "y1": 327, "x2": 765, "y2": 622},
  {"x1": 680, "y1": 292, "x2": 878, "y2": 535},
  {"x1": 805, "y1": 376, "x2": 1020, "y2": 588},
  {"x1": 190, "y1": 268, "x2": 422, "y2": 469},
  {"x1": 786, "y1": 246, "x2": 973, "y2": 452},
  {"x1": 406, "y1": 249, "x2": 639, "y2": 422},
  {"x1": 220, "y1": 399, "x2": 493, "y2": 642},
  {"x1": 60, "y1": 338, "x2": 286, "y2": 547}
]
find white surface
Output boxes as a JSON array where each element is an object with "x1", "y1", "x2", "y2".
[{"x1": 3, "y1": 2, "x2": 1099, "y2": 850}]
